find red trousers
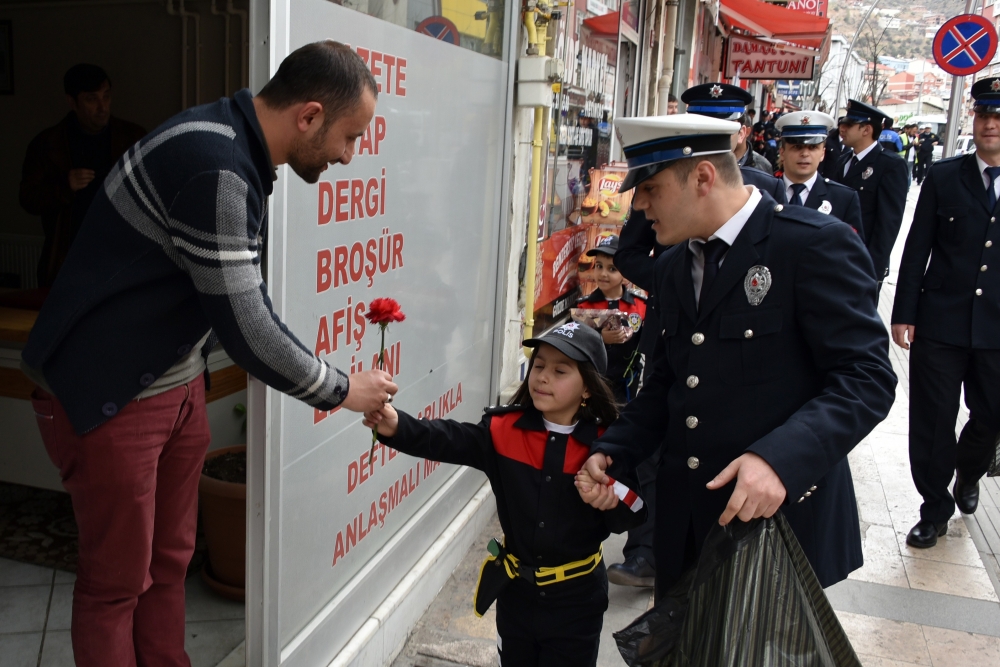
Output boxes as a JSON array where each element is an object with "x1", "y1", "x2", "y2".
[{"x1": 32, "y1": 377, "x2": 210, "y2": 667}]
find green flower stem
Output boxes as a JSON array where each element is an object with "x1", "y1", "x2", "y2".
[{"x1": 369, "y1": 324, "x2": 388, "y2": 468}]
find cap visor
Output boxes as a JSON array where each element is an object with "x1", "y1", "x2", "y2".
[
  {"x1": 522, "y1": 336, "x2": 590, "y2": 365},
  {"x1": 782, "y1": 136, "x2": 826, "y2": 145},
  {"x1": 621, "y1": 162, "x2": 673, "y2": 192},
  {"x1": 586, "y1": 247, "x2": 616, "y2": 257}
]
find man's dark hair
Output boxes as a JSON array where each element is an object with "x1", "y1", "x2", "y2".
[
  {"x1": 739, "y1": 112, "x2": 753, "y2": 128},
  {"x1": 257, "y1": 41, "x2": 378, "y2": 121},
  {"x1": 667, "y1": 152, "x2": 743, "y2": 188},
  {"x1": 64, "y1": 64, "x2": 110, "y2": 98},
  {"x1": 883, "y1": 118, "x2": 893, "y2": 130},
  {"x1": 668, "y1": 93, "x2": 678, "y2": 103}
]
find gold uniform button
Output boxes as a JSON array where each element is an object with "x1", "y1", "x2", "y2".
[
  {"x1": 692, "y1": 332, "x2": 705, "y2": 345},
  {"x1": 982, "y1": 265, "x2": 989, "y2": 272},
  {"x1": 992, "y1": 217, "x2": 997, "y2": 223},
  {"x1": 987, "y1": 241, "x2": 994, "y2": 248},
  {"x1": 977, "y1": 289, "x2": 984, "y2": 296},
  {"x1": 686, "y1": 416, "x2": 699, "y2": 429},
  {"x1": 686, "y1": 375, "x2": 700, "y2": 388},
  {"x1": 774, "y1": 204, "x2": 784, "y2": 212},
  {"x1": 687, "y1": 457, "x2": 700, "y2": 469},
  {"x1": 949, "y1": 217, "x2": 955, "y2": 222},
  {"x1": 809, "y1": 486, "x2": 817, "y2": 491},
  {"x1": 744, "y1": 329, "x2": 754, "y2": 339},
  {"x1": 804, "y1": 491, "x2": 812, "y2": 497}
]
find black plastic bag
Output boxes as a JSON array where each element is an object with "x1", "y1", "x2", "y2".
[{"x1": 614, "y1": 513, "x2": 861, "y2": 667}]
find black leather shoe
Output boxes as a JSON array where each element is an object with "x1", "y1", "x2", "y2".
[
  {"x1": 953, "y1": 475, "x2": 980, "y2": 515},
  {"x1": 906, "y1": 520, "x2": 948, "y2": 549},
  {"x1": 607, "y1": 556, "x2": 656, "y2": 587}
]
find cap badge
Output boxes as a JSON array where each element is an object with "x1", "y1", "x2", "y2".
[
  {"x1": 597, "y1": 235, "x2": 614, "y2": 247},
  {"x1": 745, "y1": 266, "x2": 772, "y2": 306},
  {"x1": 709, "y1": 84, "x2": 723, "y2": 98},
  {"x1": 553, "y1": 322, "x2": 581, "y2": 338},
  {"x1": 801, "y1": 115, "x2": 811, "y2": 125},
  {"x1": 818, "y1": 200, "x2": 833, "y2": 215},
  {"x1": 862, "y1": 166, "x2": 874, "y2": 180},
  {"x1": 992, "y1": 80, "x2": 1000, "y2": 92}
]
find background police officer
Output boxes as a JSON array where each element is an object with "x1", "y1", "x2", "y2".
[
  {"x1": 582, "y1": 113, "x2": 896, "y2": 596},
  {"x1": 832, "y1": 99, "x2": 909, "y2": 289},
  {"x1": 682, "y1": 83, "x2": 773, "y2": 175},
  {"x1": 891, "y1": 78, "x2": 1000, "y2": 549},
  {"x1": 776, "y1": 111, "x2": 864, "y2": 236}
]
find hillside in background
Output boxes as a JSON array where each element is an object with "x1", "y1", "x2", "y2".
[{"x1": 828, "y1": 0, "x2": 968, "y2": 61}]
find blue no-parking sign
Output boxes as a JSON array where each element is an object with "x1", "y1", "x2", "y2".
[
  {"x1": 933, "y1": 14, "x2": 998, "y2": 77},
  {"x1": 416, "y1": 16, "x2": 461, "y2": 46}
]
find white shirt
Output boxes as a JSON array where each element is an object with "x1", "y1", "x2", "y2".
[
  {"x1": 689, "y1": 186, "x2": 762, "y2": 307},
  {"x1": 542, "y1": 418, "x2": 577, "y2": 434},
  {"x1": 783, "y1": 172, "x2": 819, "y2": 205},
  {"x1": 844, "y1": 141, "x2": 878, "y2": 176},
  {"x1": 976, "y1": 154, "x2": 1000, "y2": 202}
]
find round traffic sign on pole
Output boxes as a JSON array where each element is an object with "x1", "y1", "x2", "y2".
[
  {"x1": 416, "y1": 16, "x2": 461, "y2": 46},
  {"x1": 933, "y1": 14, "x2": 998, "y2": 77}
]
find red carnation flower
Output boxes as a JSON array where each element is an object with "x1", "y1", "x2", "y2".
[{"x1": 365, "y1": 298, "x2": 406, "y2": 326}]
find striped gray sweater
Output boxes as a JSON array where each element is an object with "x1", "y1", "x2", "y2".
[{"x1": 23, "y1": 89, "x2": 349, "y2": 434}]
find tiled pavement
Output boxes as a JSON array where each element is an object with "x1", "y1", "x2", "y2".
[{"x1": 0, "y1": 559, "x2": 244, "y2": 667}]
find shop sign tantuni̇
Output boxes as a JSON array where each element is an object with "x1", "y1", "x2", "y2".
[{"x1": 724, "y1": 34, "x2": 816, "y2": 81}]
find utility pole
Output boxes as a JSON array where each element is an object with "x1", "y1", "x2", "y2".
[{"x1": 943, "y1": 0, "x2": 976, "y2": 159}]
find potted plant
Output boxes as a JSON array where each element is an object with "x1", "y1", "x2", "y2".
[{"x1": 199, "y1": 442, "x2": 246, "y2": 602}]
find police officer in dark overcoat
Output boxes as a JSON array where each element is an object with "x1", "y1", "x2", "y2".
[
  {"x1": 775, "y1": 110, "x2": 864, "y2": 236},
  {"x1": 891, "y1": 78, "x2": 1000, "y2": 549},
  {"x1": 581, "y1": 113, "x2": 897, "y2": 596},
  {"x1": 831, "y1": 100, "x2": 909, "y2": 288}
]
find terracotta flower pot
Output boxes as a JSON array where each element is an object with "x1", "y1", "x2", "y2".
[{"x1": 199, "y1": 445, "x2": 246, "y2": 602}]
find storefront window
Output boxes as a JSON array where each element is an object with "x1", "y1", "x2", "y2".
[
  {"x1": 335, "y1": 0, "x2": 506, "y2": 59},
  {"x1": 531, "y1": 1, "x2": 634, "y2": 331}
]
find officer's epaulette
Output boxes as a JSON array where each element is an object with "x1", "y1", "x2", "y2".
[
  {"x1": 933, "y1": 154, "x2": 966, "y2": 167},
  {"x1": 822, "y1": 178, "x2": 855, "y2": 194},
  {"x1": 772, "y1": 202, "x2": 837, "y2": 228},
  {"x1": 483, "y1": 404, "x2": 524, "y2": 415},
  {"x1": 625, "y1": 289, "x2": 647, "y2": 301}
]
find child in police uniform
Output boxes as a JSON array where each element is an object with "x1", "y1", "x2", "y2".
[
  {"x1": 575, "y1": 235, "x2": 647, "y2": 403},
  {"x1": 363, "y1": 324, "x2": 645, "y2": 666}
]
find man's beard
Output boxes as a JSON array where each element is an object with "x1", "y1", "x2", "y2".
[{"x1": 288, "y1": 126, "x2": 333, "y2": 184}]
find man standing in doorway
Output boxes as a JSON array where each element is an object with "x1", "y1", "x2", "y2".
[
  {"x1": 891, "y1": 78, "x2": 1000, "y2": 549},
  {"x1": 19, "y1": 64, "x2": 146, "y2": 287},
  {"x1": 582, "y1": 113, "x2": 895, "y2": 595},
  {"x1": 22, "y1": 42, "x2": 398, "y2": 666},
  {"x1": 832, "y1": 99, "x2": 909, "y2": 289}
]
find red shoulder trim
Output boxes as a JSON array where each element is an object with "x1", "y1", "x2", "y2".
[{"x1": 490, "y1": 412, "x2": 545, "y2": 470}]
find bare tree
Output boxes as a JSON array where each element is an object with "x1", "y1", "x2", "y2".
[{"x1": 855, "y1": 20, "x2": 893, "y2": 105}]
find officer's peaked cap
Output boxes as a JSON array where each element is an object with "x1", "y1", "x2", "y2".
[
  {"x1": 615, "y1": 114, "x2": 740, "y2": 191},
  {"x1": 681, "y1": 83, "x2": 753, "y2": 121},
  {"x1": 840, "y1": 99, "x2": 889, "y2": 127},
  {"x1": 776, "y1": 111, "x2": 835, "y2": 145},
  {"x1": 972, "y1": 77, "x2": 1000, "y2": 114}
]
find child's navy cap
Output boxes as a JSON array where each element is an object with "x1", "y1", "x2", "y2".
[
  {"x1": 586, "y1": 235, "x2": 619, "y2": 258},
  {"x1": 524, "y1": 322, "x2": 608, "y2": 376}
]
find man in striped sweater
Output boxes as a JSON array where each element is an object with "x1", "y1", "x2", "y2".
[{"x1": 21, "y1": 41, "x2": 396, "y2": 666}]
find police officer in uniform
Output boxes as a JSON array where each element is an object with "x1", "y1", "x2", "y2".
[
  {"x1": 682, "y1": 83, "x2": 773, "y2": 175},
  {"x1": 581, "y1": 113, "x2": 897, "y2": 596},
  {"x1": 891, "y1": 78, "x2": 1000, "y2": 548},
  {"x1": 776, "y1": 111, "x2": 864, "y2": 236},
  {"x1": 831, "y1": 100, "x2": 909, "y2": 288}
]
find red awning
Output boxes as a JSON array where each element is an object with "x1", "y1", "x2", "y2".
[
  {"x1": 583, "y1": 11, "x2": 619, "y2": 36},
  {"x1": 720, "y1": 0, "x2": 829, "y2": 49}
]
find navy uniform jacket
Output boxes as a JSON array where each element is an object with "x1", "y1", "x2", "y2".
[
  {"x1": 801, "y1": 176, "x2": 865, "y2": 238},
  {"x1": 615, "y1": 167, "x2": 786, "y2": 292},
  {"x1": 831, "y1": 142, "x2": 909, "y2": 281},
  {"x1": 892, "y1": 154, "x2": 1000, "y2": 349},
  {"x1": 593, "y1": 192, "x2": 897, "y2": 590}
]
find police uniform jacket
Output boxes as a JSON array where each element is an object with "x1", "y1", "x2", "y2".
[
  {"x1": 575, "y1": 289, "x2": 647, "y2": 398},
  {"x1": 832, "y1": 142, "x2": 908, "y2": 281},
  {"x1": 592, "y1": 192, "x2": 897, "y2": 589},
  {"x1": 378, "y1": 406, "x2": 646, "y2": 599},
  {"x1": 892, "y1": 154, "x2": 1000, "y2": 349},
  {"x1": 802, "y1": 176, "x2": 865, "y2": 238}
]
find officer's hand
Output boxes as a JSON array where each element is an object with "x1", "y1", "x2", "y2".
[
  {"x1": 341, "y1": 369, "x2": 398, "y2": 413},
  {"x1": 363, "y1": 404, "x2": 399, "y2": 437},
  {"x1": 68, "y1": 168, "x2": 96, "y2": 192},
  {"x1": 707, "y1": 452, "x2": 787, "y2": 526},
  {"x1": 891, "y1": 324, "x2": 915, "y2": 350},
  {"x1": 583, "y1": 453, "x2": 612, "y2": 486},
  {"x1": 602, "y1": 328, "x2": 629, "y2": 344}
]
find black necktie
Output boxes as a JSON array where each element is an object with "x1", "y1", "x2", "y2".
[
  {"x1": 699, "y1": 238, "x2": 729, "y2": 310},
  {"x1": 847, "y1": 155, "x2": 859, "y2": 176},
  {"x1": 790, "y1": 183, "x2": 807, "y2": 206},
  {"x1": 986, "y1": 166, "x2": 1000, "y2": 210}
]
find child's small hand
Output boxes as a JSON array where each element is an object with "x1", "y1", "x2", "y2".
[
  {"x1": 602, "y1": 327, "x2": 629, "y2": 344},
  {"x1": 362, "y1": 404, "x2": 400, "y2": 437},
  {"x1": 576, "y1": 477, "x2": 620, "y2": 510}
]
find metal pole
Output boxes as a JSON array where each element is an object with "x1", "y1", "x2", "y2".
[
  {"x1": 943, "y1": 0, "x2": 976, "y2": 159},
  {"x1": 834, "y1": 0, "x2": 883, "y2": 115}
]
